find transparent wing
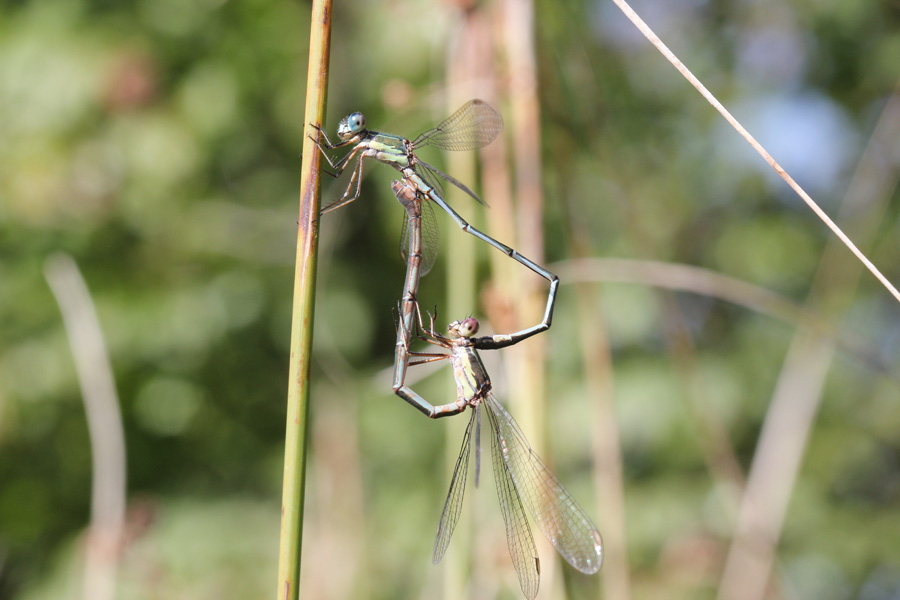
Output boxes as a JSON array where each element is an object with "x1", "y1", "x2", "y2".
[
  {"x1": 400, "y1": 199, "x2": 439, "y2": 277},
  {"x1": 475, "y1": 404, "x2": 483, "y2": 487},
  {"x1": 418, "y1": 162, "x2": 445, "y2": 199},
  {"x1": 416, "y1": 159, "x2": 488, "y2": 207},
  {"x1": 488, "y1": 401, "x2": 541, "y2": 600},
  {"x1": 419, "y1": 201, "x2": 439, "y2": 276},
  {"x1": 413, "y1": 99, "x2": 503, "y2": 151},
  {"x1": 433, "y1": 408, "x2": 476, "y2": 564},
  {"x1": 485, "y1": 395, "x2": 604, "y2": 574}
]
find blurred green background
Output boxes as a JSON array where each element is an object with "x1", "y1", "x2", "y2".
[{"x1": 2, "y1": 0, "x2": 900, "y2": 599}]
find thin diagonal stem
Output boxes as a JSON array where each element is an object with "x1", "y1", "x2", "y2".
[{"x1": 610, "y1": 0, "x2": 900, "y2": 305}]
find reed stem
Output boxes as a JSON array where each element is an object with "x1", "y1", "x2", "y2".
[{"x1": 275, "y1": 1, "x2": 331, "y2": 598}]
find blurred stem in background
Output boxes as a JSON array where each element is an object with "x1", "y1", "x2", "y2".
[
  {"x1": 498, "y1": 0, "x2": 561, "y2": 593},
  {"x1": 558, "y1": 141, "x2": 631, "y2": 598},
  {"x1": 442, "y1": 5, "x2": 484, "y2": 596},
  {"x1": 45, "y1": 254, "x2": 126, "y2": 600},
  {"x1": 717, "y1": 81, "x2": 900, "y2": 600},
  {"x1": 500, "y1": 0, "x2": 546, "y2": 450},
  {"x1": 276, "y1": 0, "x2": 331, "y2": 598}
]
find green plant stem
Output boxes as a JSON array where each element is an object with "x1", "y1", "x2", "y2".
[{"x1": 276, "y1": 1, "x2": 331, "y2": 598}]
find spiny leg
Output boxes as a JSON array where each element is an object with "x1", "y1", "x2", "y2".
[
  {"x1": 408, "y1": 354, "x2": 450, "y2": 366},
  {"x1": 308, "y1": 128, "x2": 363, "y2": 177},
  {"x1": 394, "y1": 301, "x2": 468, "y2": 418},
  {"x1": 306, "y1": 123, "x2": 356, "y2": 151},
  {"x1": 320, "y1": 157, "x2": 367, "y2": 215},
  {"x1": 397, "y1": 342, "x2": 472, "y2": 418}
]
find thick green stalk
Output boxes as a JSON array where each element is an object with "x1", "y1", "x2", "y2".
[{"x1": 276, "y1": 1, "x2": 331, "y2": 598}]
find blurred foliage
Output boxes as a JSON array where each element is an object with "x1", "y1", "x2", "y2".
[{"x1": 2, "y1": 0, "x2": 900, "y2": 599}]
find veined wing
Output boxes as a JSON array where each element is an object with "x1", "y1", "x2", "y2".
[
  {"x1": 433, "y1": 408, "x2": 476, "y2": 564},
  {"x1": 485, "y1": 395, "x2": 604, "y2": 574},
  {"x1": 416, "y1": 159, "x2": 488, "y2": 207},
  {"x1": 400, "y1": 199, "x2": 439, "y2": 277},
  {"x1": 488, "y1": 402, "x2": 541, "y2": 600},
  {"x1": 413, "y1": 99, "x2": 503, "y2": 151},
  {"x1": 418, "y1": 161, "x2": 445, "y2": 199}
]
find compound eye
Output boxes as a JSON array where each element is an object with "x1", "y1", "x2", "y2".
[
  {"x1": 347, "y1": 112, "x2": 366, "y2": 132},
  {"x1": 460, "y1": 318, "x2": 479, "y2": 337}
]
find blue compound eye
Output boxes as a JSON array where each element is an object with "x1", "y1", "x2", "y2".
[
  {"x1": 347, "y1": 112, "x2": 365, "y2": 132},
  {"x1": 337, "y1": 112, "x2": 367, "y2": 140}
]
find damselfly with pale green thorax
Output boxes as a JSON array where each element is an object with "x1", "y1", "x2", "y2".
[
  {"x1": 407, "y1": 315, "x2": 603, "y2": 599},
  {"x1": 312, "y1": 102, "x2": 559, "y2": 418}
]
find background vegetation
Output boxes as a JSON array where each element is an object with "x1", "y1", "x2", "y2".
[{"x1": 1, "y1": 0, "x2": 899, "y2": 599}]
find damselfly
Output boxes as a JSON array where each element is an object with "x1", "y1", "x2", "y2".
[
  {"x1": 313, "y1": 102, "x2": 558, "y2": 417},
  {"x1": 408, "y1": 315, "x2": 603, "y2": 598}
]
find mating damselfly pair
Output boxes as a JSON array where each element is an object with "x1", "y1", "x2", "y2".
[{"x1": 312, "y1": 101, "x2": 602, "y2": 598}]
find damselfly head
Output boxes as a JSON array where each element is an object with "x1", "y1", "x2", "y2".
[
  {"x1": 337, "y1": 112, "x2": 366, "y2": 140},
  {"x1": 448, "y1": 317, "x2": 479, "y2": 338}
]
